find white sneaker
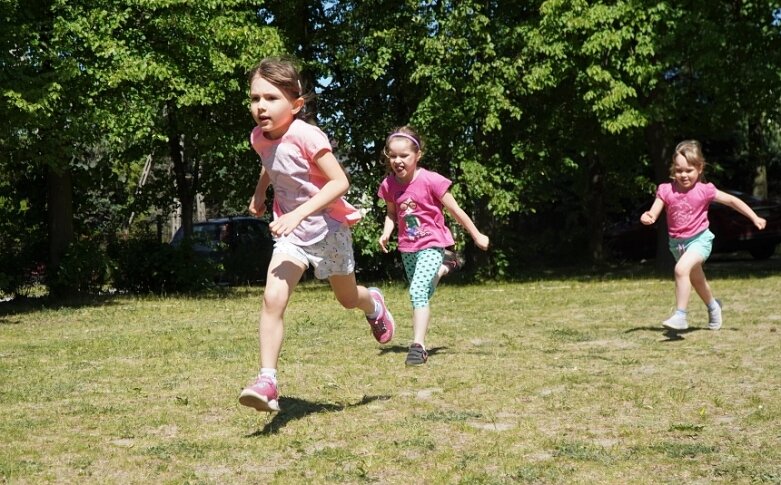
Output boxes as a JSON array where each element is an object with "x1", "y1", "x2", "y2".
[
  {"x1": 663, "y1": 312, "x2": 689, "y2": 330},
  {"x1": 708, "y1": 299, "x2": 722, "y2": 331}
]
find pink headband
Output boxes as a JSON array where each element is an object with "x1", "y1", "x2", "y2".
[{"x1": 387, "y1": 132, "x2": 420, "y2": 149}]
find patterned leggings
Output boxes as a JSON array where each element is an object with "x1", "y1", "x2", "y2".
[{"x1": 401, "y1": 248, "x2": 445, "y2": 309}]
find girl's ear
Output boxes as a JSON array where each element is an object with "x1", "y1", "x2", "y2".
[{"x1": 291, "y1": 97, "x2": 305, "y2": 115}]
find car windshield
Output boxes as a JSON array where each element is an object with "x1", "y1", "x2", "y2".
[
  {"x1": 188, "y1": 223, "x2": 230, "y2": 247},
  {"x1": 193, "y1": 224, "x2": 219, "y2": 241}
]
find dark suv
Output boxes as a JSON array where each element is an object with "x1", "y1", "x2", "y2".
[{"x1": 171, "y1": 216, "x2": 274, "y2": 284}]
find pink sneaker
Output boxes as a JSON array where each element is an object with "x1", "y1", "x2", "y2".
[
  {"x1": 239, "y1": 375, "x2": 280, "y2": 412},
  {"x1": 366, "y1": 287, "x2": 395, "y2": 344}
]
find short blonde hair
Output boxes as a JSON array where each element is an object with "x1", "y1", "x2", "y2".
[{"x1": 670, "y1": 139, "x2": 706, "y2": 180}]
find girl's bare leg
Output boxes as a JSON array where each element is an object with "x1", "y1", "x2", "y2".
[
  {"x1": 412, "y1": 306, "x2": 431, "y2": 346},
  {"x1": 328, "y1": 273, "x2": 375, "y2": 314},
  {"x1": 689, "y1": 261, "x2": 714, "y2": 305},
  {"x1": 259, "y1": 254, "x2": 306, "y2": 369},
  {"x1": 673, "y1": 251, "x2": 704, "y2": 311}
]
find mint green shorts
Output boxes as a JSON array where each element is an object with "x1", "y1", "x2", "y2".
[{"x1": 668, "y1": 229, "x2": 715, "y2": 262}]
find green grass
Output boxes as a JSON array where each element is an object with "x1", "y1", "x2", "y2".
[{"x1": 2, "y1": 258, "x2": 781, "y2": 483}]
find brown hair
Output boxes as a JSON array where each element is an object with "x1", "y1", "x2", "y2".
[
  {"x1": 670, "y1": 139, "x2": 706, "y2": 180},
  {"x1": 247, "y1": 57, "x2": 313, "y2": 120}
]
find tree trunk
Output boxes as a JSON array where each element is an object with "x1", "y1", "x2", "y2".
[
  {"x1": 749, "y1": 118, "x2": 768, "y2": 199},
  {"x1": 587, "y1": 156, "x2": 605, "y2": 263},
  {"x1": 167, "y1": 102, "x2": 194, "y2": 237},
  {"x1": 644, "y1": 122, "x2": 674, "y2": 272},
  {"x1": 47, "y1": 165, "x2": 74, "y2": 269}
]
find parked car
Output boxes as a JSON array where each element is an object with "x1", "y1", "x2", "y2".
[
  {"x1": 171, "y1": 216, "x2": 274, "y2": 284},
  {"x1": 605, "y1": 190, "x2": 781, "y2": 260}
]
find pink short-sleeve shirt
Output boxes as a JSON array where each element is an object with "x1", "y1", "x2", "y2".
[
  {"x1": 250, "y1": 119, "x2": 361, "y2": 246},
  {"x1": 377, "y1": 168, "x2": 455, "y2": 252},
  {"x1": 656, "y1": 181, "x2": 717, "y2": 239}
]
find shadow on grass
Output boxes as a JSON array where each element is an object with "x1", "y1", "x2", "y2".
[
  {"x1": 377, "y1": 345, "x2": 448, "y2": 358},
  {"x1": 2, "y1": 252, "x2": 778, "y2": 318},
  {"x1": 499, "y1": 252, "x2": 781, "y2": 284},
  {"x1": 0, "y1": 294, "x2": 123, "y2": 321},
  {"x1": 247, "y1": 394, "x2": 391, "y2": 436},
  {"x1": 0, "y1": 285, "x2": 249, "y2": 319},
  {"x1": 624, "y1": 325, "x2": 705, "y2": 342}
]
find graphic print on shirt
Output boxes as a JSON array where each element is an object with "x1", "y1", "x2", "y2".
[
  {"x1": 669, "y1": 199, "x2": 695, "y2": 228},
  {"x1": 399, "y1": 196, "x2": 431, "y2": 241}
]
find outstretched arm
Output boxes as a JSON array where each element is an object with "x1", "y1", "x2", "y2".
[
  {"x1": 640, "y1": 198, "x2": 665, "y2": 225},
  {"x1": 440, "y1": 192, "x2": 489, "y2": 250},
  {"x1": 714, "y1": 190, "x2": 767, "y2": 230}
]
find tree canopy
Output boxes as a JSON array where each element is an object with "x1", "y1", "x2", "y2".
[{"x1": 2, "y1": 0, "x2": 780, "y2": 292}]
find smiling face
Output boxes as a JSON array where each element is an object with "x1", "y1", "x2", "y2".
[
  {"x1": 385, "y1": 137, "x2": 421, "y2": 183},
  {"x1": 249, "y1": 75, "x2": 303, "y2": 139},
  {"x1": 671, "y1": 153, "x2": 702, "y2": 190}
]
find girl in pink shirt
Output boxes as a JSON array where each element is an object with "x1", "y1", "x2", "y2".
[
  {"x1": 239, "y1": 58, "x2": 395, "y2": 413},
  {"x1": 641, "y1": 140, "x2": 766, "y2": 331},
  {"x1": 378, "y1": 126, "x2": 489, "y2": 365}
]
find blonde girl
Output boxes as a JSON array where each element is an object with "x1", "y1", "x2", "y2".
[{"x1": 641, "y1": 140, "x2": 766, "y2": 331}]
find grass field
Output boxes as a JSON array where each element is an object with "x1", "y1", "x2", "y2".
[{"x1": 1, "y1": 256, "x2": 780, "y2": 484}]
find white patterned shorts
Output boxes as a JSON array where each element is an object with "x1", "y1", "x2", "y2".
[{"x1": 273, "y1": 225, "x2": 355, "y2": 280}]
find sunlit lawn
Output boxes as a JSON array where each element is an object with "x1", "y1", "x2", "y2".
[{"x1": 1, "y1": 255, "x2": 780, "y2": 483}]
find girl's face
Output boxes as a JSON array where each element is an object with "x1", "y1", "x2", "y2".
[
  {"x1": 385, "y1": 137, "x2": 421, "y2": 183},
  {"x1": 671, "y1": 153, "x2": 702, "y2": 190},
  {"x1": 249, "y1": 75, "x2": 303, "y2": 139}
]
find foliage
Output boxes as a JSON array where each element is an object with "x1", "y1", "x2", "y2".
[
  {"x1": 48, "y1": 239, "x2": 112, "y2": 296},
  {"x1": 1, "y1": 1, "x2": 781, "y2": 281},
  {"x1": 0, "y1": 0, "x2": 286, "y2": 283},
  {"x1": 109, "y1": 237, "x2": 218, "y2": 294},
  {"x1": 0, "y1": 154, "x2": 48, "y2": 296}
]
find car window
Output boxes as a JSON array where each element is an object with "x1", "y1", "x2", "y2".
[
  {"x1": 239, "y1": 221, "x2": 269, "y2": 241},
  {"x1": 192, "y1": 224, "x2": 219, "y2": 242},
  {"x1": 191, "y1": 223, "x2": 230, "y2": 249}
]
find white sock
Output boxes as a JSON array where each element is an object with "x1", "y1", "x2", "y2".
[
  {"x1": 706, "y1": 299, "x2": 719, "y2": 311},
  {"x1": 367, "y1": 299, "x2": 381, "y2": 319},
  {"x1": 260, "y1": 368, "x2": 277, "y2": 383}
]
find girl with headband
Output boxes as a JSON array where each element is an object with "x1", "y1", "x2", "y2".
[{"x1": 377, "y1": 125, "x2": 489, "y2": 366}]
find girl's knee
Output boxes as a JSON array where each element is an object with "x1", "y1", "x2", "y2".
[
  {"x1": 674, "y1": 261, "x2": 695, "y2": 278},
  {"x1": 263, "y1": 287, "x2": 290, "y2": 313}
]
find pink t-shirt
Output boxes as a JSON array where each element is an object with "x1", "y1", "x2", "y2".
[
  {"x1": 377, "y1": 168, "x2": 456, "y2": 252},
  {"x1": 656, "y1": 181, "x2": 717, "y2": 239},
  {"x1": 250, "y1": 119, "x2": 361, "y2": 246}
]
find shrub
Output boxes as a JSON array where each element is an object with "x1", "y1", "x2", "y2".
[
  {"x1": 109, "y1": 237, "x2": 218, "y2": 294},
  {"x1": 49, "y1": 239, "x2": 111, "y2": 296}
]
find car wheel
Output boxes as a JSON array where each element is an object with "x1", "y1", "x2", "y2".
[{"x1": 749, "y1": 244, "x2": 776, "y2": 260}]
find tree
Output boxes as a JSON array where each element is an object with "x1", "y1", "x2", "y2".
[
  {"x1": 59, "y1": 1, "x2": 285, "y2": 238},
  {"x1": 1, "y1": 0, "x2": 285, "y2": 288}
]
